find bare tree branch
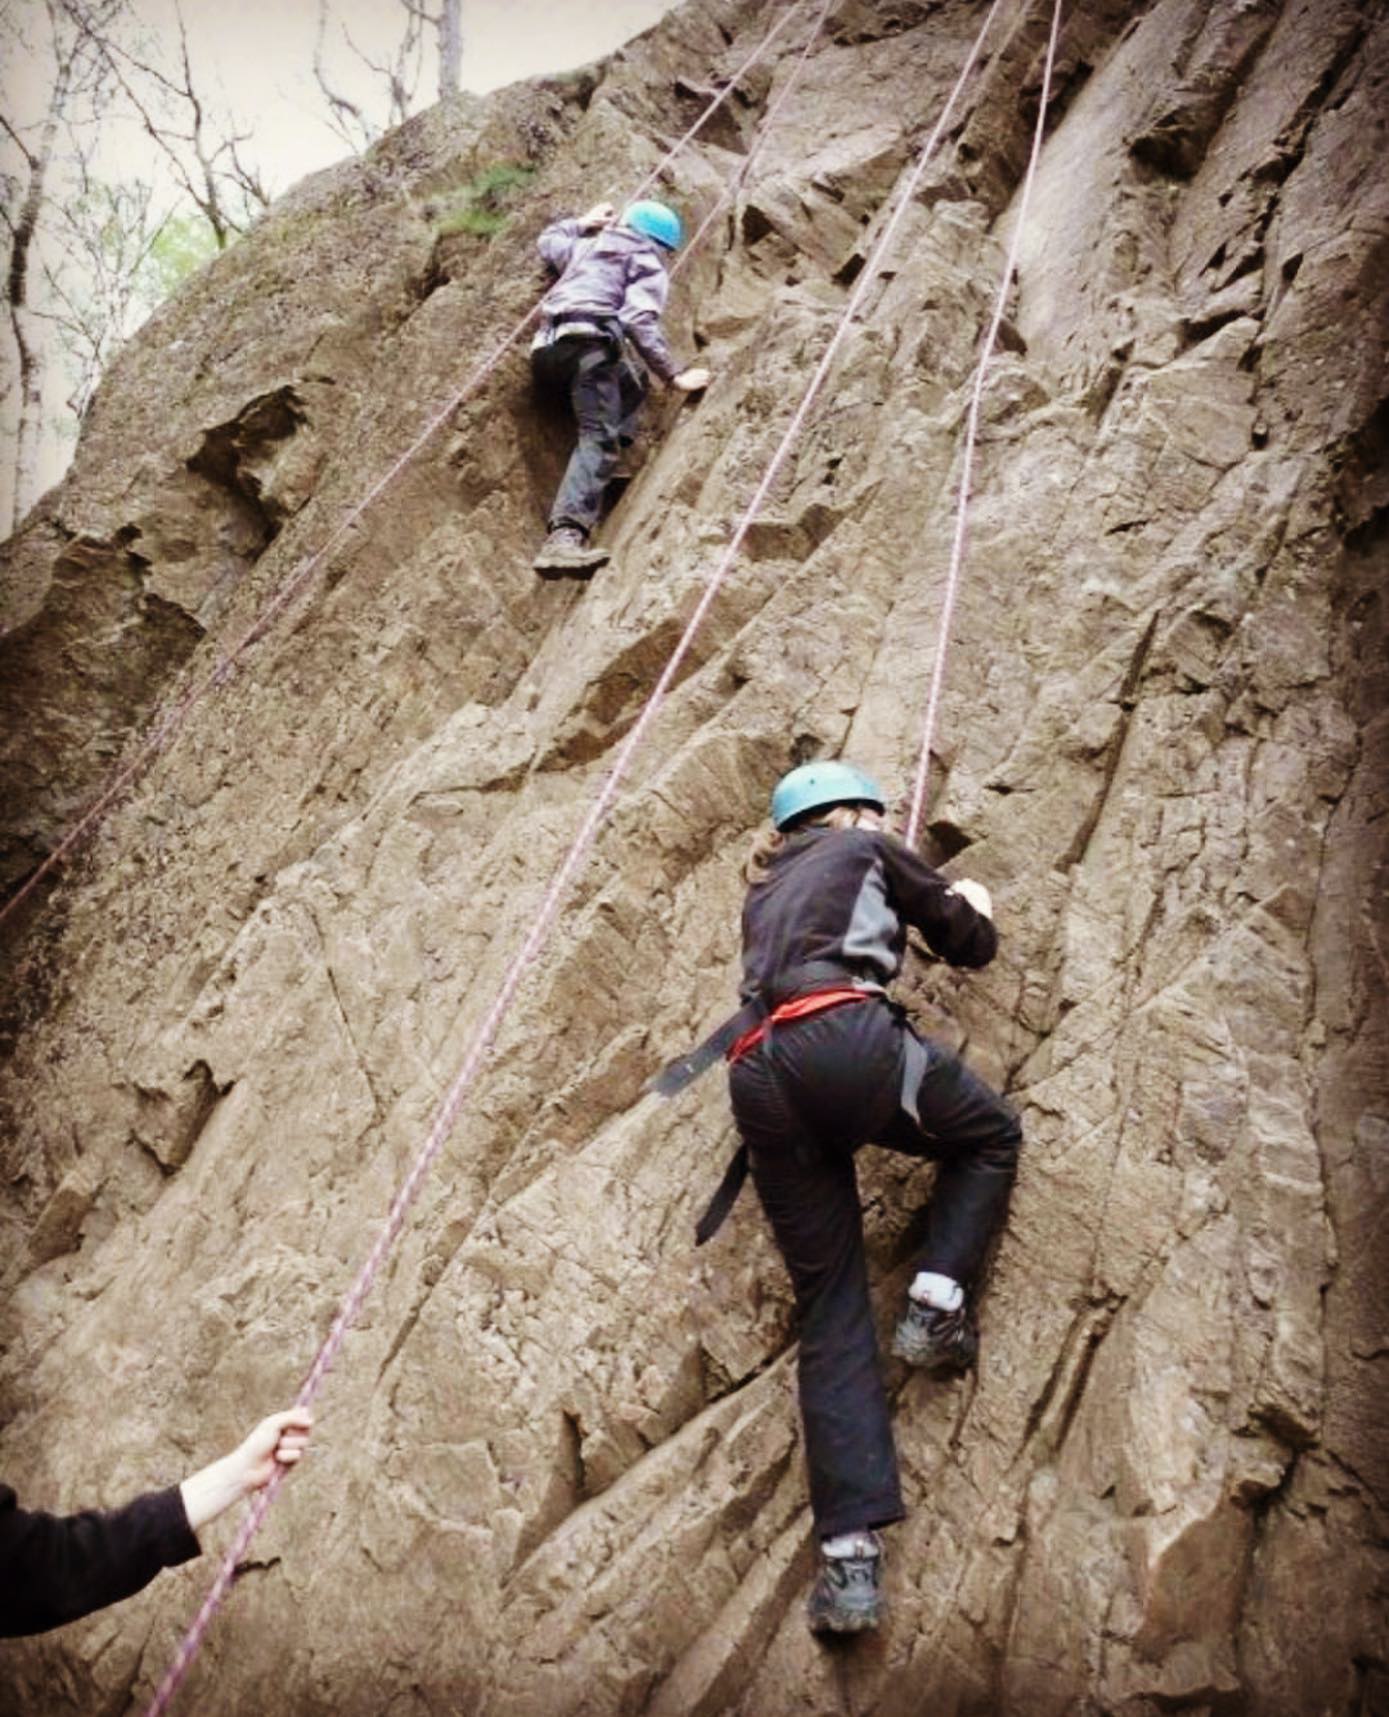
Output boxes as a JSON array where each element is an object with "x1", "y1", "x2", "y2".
[
  {"x1": 36, "y1": 164, "x2": 169, "y2": 417},
  {"x1": 311, "y1": 0, "x2": 461, "y2": 151},
  {"x1": 1, "y1": 0, "x2": 252, "y2": 523},
  {"x1": 339, "y1": 11, "x2": 423, "y2": 130},
  {"x1": 0, "y1": 108, "x2": 41, "y2": 169},
  {"x1": 60, "y1": 0, "x2": 268, "y2": 248},
  {"x1": 313, "y1": 0, "x2": 378, "y2": 151}
]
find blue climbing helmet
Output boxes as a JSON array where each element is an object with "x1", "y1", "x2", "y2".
[
  {"x1": 622, "y1": 198, "x2": 683, "y2": 251},
  {"x1": 770, "y1": 761, "x2": 887, "y2": 831}
]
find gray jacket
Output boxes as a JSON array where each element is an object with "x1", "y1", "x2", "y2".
[{"x1": 537, "y1": 217, "x2": 680, "y2": 382}]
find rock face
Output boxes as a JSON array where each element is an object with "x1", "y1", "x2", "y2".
[{"x1": 1, "y1": 0, "x2": 1385, "y2": 1711}]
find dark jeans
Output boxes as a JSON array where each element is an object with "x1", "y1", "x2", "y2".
[
  {"x1": 531, "y1": 333, "x2": 647, "y2": 533},
  {"x1": 728, "y1": 999, "x2": 1021, "y2": 1539}
]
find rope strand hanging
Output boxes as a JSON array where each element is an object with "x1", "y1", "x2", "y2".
[
  {"x1": 0, "y1": 0, "x2": 817, "y2": 936},
  {"x1": 142, "y1": 4, "x2": 1004, "y2": 1709},
  {"x1": 902, "y1": 0, "x2": 1065, "y2": 849}
]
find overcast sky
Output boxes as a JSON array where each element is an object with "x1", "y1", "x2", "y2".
[{"x1": 165, "y1": 0, "x2": 677, "y2": 192}]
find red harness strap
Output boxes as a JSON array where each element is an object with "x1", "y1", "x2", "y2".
[{"x1": 727, "y1": 987, "x2": 874, "y2": 1065}]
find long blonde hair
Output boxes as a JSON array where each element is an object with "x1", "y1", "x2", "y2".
[{"x1": 744, "y1": 804, "x2": 865, "y2": 883}]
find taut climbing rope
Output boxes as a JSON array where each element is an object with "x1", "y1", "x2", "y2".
[{"x1": 902, "y1": 0, "x2": 1065, "y2": 848}]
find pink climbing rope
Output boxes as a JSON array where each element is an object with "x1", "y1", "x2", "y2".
[
  {"x1": 0, "y1": 0, "x2": 814, "y2": 938},
  {"x1": 671, "y1": 0, "x2": 835, "y2": 284},
  {"x1": 902, "y1": 0, "x2": 1065, "y2": 849},
  {"x1": 143, "y1": 7, "x2": 1005, "y2": 1711}
]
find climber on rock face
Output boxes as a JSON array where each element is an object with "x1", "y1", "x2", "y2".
[
  {"x1": 722, "y1": 761, "x2": 1022, "y2": 1635},
  {"x1": 529, "y1": 197, "x2": 710, "y2": 578}
]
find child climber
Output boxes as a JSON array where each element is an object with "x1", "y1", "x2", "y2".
[
  {"x1": 723, "y1": 761, "x2": 1021, "y2": 1634},
  {"x1": 530, "y1": 198, "x2": 710, "y2": 577}
]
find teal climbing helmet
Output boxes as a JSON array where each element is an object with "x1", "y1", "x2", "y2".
[
  {"x1": 770, "y1": 761, "x2": 887, "y2": 831},
  {"x1": 622, "y1": 198, "x2": 683, "y2": 251}
]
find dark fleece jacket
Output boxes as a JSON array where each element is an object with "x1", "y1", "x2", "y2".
[
  {"x1": 0, "y1": 1481, "x2": 199, "y2": 1636},
  {"x1": 739, "y1": 824, "x2": 996, "y2": 1004}
]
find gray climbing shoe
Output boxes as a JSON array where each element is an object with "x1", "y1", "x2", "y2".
[
  {"x1": 891, "y1": 1297, "x2": 978, "y2": 1372},
  {"x1": 532, "y1": 525, "x2": 610, "y2": 578},
  {"x1": 806, "y1": 1533, "x2": 883, "y2": 1635}
]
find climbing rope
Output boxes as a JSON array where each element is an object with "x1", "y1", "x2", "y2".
[
  {"x1": 902, "y1": 0, "x2": 1065, "y2": 849},
  {"x1": 670, "y1": 0, "x2": 836, "y2": 284},
  {"x1": 143, "y1": 7, "x2": 1006, "y2": 1710},
  {"x1": 0, "y1": 0, "x2": 815, "y2": 937}
]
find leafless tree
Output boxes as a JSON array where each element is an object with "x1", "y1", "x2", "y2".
[
  {"x1": 0, "y1": 0, "x2": 463, "y2": 532},
  {"x1": 0, "y1": 0, "x2": 122, "y2": 532}
]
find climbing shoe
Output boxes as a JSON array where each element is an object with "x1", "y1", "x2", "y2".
[
  {"x1": 891, "y1": 1297, "x2": 979, "y2": 1372},
  {"x1": 806, "y1": 1532, "x2": 883, "y2": 1635},
  {"x1": 532, "y1": 525, "x2": 610, "y2": 578}
]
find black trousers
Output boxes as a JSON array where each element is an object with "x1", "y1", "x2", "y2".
[
  {"x1": 727, "y1": 1000, "x2": 1021, "y2": 1539},
  {"x1": 531, "y1": 333, "x2": 647, "y2": 532}
]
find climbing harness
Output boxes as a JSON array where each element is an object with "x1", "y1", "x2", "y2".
[
  {"x1": 903, "y1": 0, "x2": 1065, "y2": 847},
  {"x1": 693, "y1": 986, "x2": 877, "y2": 1245},
  {"x1": 726, "y1": 986, "x2": 872, "y2": 1065},
  {"x1": 0, "y1": 0, "x2": 818, "y2": 939},
  {"x1": 646, "y1": 961, "x2": 880, "y2": 1100},
  {"x1": 531, "y1": 311, "x2": 622, "y2": 349}
]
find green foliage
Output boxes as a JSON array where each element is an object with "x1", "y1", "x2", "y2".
[
  {"x1": 139, "y1": 212, "x2": 220, "y2": 303},
  {"x1": 432, "y1": 162, "x2": 536, "y2": 240}
]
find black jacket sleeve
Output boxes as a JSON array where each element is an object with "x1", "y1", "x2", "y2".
[
  {"x1": 877, "y1": 834, "x2": 998, "y2": 969},
  {"x1": 0, "y1": 1482, "x2": 200, "y2": 1637}
]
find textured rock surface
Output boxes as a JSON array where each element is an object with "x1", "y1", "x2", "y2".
[{"x1": 1, "y1": 0, "x2": 1386, "y2": 1711}]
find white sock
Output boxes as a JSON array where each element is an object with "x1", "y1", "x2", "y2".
[
  {"x1": 821, "y1": 1531, "x2": 879, "y2": 1559},
  {"x1": 909, "y1": 1270, "x2": 964, "y2": 1311}
]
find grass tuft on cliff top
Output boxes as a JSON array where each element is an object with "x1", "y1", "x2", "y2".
[{"x1": 433, "y1": 162, "x2": 538, "y2": 238}]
